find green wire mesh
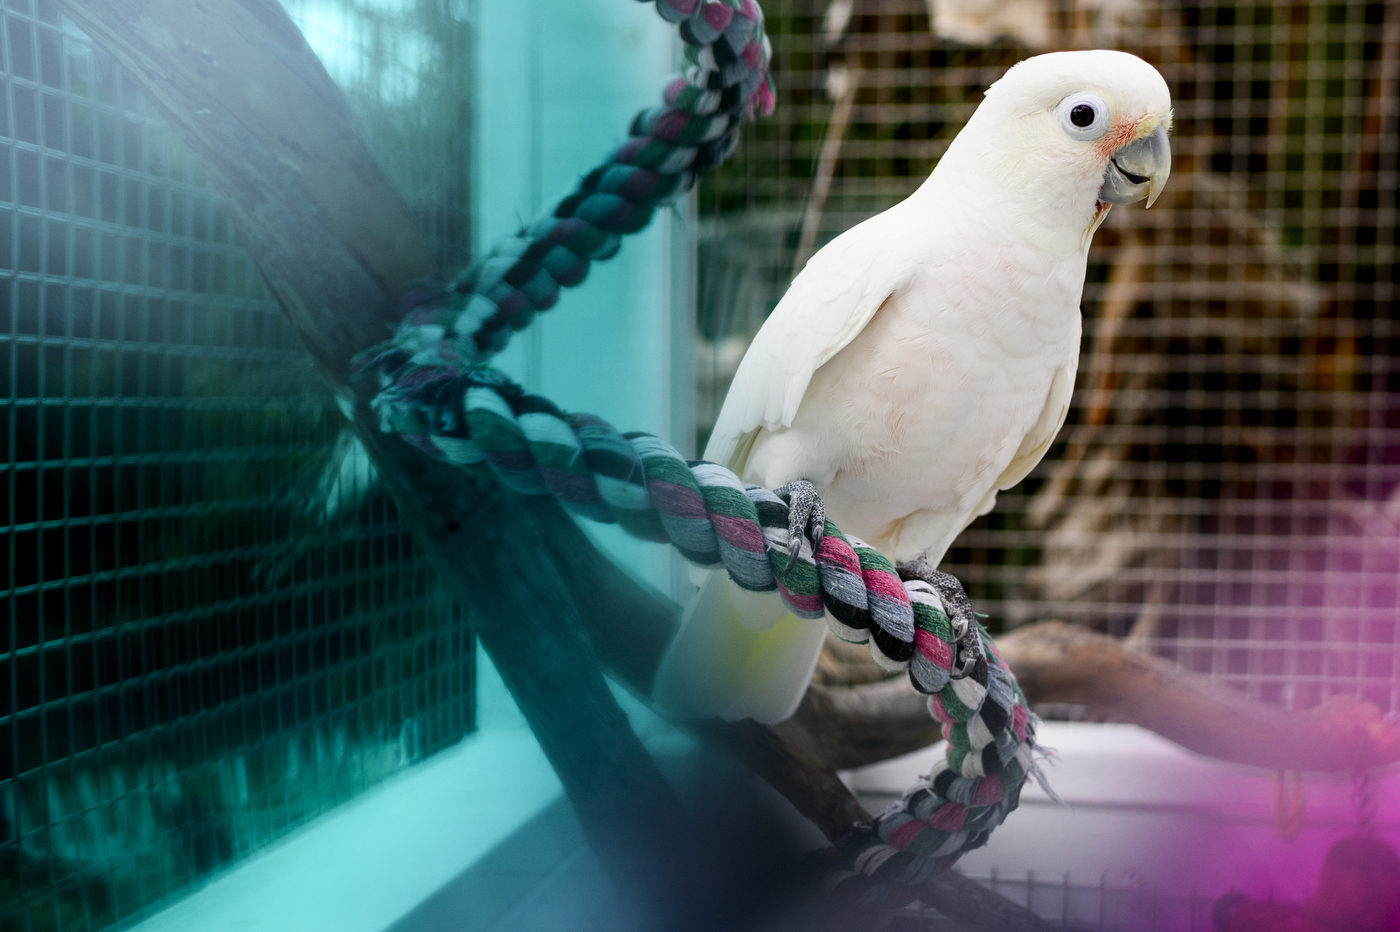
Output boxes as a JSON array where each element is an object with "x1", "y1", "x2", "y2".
[{"x1": 0, "y1": 3, "x2": 475, "y2": 930}]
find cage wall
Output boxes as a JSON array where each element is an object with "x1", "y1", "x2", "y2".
[
  {"x1": 697, "y1": 0, "x2": 1400, "y2": 717},
  {"x1": 0, "y1": 3, "x2": 475, "y2": 931}
]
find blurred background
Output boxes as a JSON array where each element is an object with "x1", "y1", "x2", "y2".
[
  {"x1": 698, "y1": 0, "x2": 1400, "y2": 719},
  {"x1": 0, "y1": 0, "x2": 1397, "y2": 929}
]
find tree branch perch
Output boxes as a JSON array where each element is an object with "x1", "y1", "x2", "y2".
[
  {"x1": 764, "y1": 621, "x2": 1400, "y2": 776},
  {"x1": 998, "y1": 621, "x2": 1400, "y2": 773}
]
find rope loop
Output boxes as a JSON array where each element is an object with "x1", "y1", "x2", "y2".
[
  {"x1": 369, "y1": 355, "x2": 1041, "y2": 898},
  {"x1": 356, "y1": 0, "x2": 1039, "y2": 908}
]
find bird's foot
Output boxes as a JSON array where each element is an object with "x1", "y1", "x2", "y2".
[
  {"x1": 896, "y1": 555, "x2": 984, "y2": 679},
  {"x1": 775, "y1": 480, "x2": 826, "y2": 575}
]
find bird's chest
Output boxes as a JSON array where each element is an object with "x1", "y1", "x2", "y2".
[{"x1": 793, "y1": 261, "x2": 1081, "y2": 505}]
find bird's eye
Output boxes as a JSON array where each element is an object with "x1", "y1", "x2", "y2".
[{"x1": 1058, "y1": 92, "x2": 1110, "y2": 141}]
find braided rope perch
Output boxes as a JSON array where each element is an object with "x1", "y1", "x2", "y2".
[
  {"x1": 369, "y1": 362, "x2": 1041, "y2": 898},
  {"x1": 361, "y1": 0, "x2": 1042, "y2": 908},
  {"x1": 387, "y1": 0, "x2": 775, "y2": 369}
]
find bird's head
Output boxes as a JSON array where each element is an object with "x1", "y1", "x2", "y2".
[{"x1": 939, "y1": 50, "x2": 1173, "y2": 242}]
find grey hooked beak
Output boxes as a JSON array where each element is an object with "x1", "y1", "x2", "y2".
[{"x1": 1098, "y1": 123, "x2": 1171, "y2": 208}]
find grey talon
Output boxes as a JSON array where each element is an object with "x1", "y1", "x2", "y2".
[
  {"x1": 896, "y1": 557, "x2": 983, "y2": 679},
  {"x1": 896, "y1": 554, "x2": 933, "y2": 583},
  {"x1": 776, "y1": 480, "x2": 825, "y2": 575}
]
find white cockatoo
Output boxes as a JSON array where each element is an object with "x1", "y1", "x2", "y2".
[{"x1": 653, "y1": 50, "x2": 1173, "y2": 725}]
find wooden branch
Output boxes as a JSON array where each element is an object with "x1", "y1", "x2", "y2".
[
  {"x1": 997, "y1": 621, "x2": 1400, "y2": 773},
  {"x1": 791, "y1": 63, "x2": 861, "y2": 276},
  {"x1": 773, "y1": 679, "x2": 942, "y2": 772},
  {"x1": 536, "y1": 489, "x2": 1400, "y2": 801},
  {"x1": 53, "y1": 1, "x2": 690, "y2": 921},
  {"x1": 758, "y1": 621, "x2": 1400, "y2": 776},
  {"x1": 692, "y1": 718, "x2": 871, "y2": 842},
  {"x1": 527, "y1": 500, "x2": 681, "y2": 695}
]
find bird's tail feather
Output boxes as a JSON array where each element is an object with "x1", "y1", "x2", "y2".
[{"x1": 652, "y1": 571, "x2": 828, "y2": 725}]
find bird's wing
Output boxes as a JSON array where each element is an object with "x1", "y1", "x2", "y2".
[
  {"x1": 705, "y1": 217, "x2": 919, "y2": 472},
  {"x1": 992, "y1": 361, "x2": 1076, "y2": 494},
  {"x1": 956, "y1": 363, "x2": 1077, "y2": 535}
]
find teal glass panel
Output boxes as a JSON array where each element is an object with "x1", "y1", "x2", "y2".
[{"x1": 0, "y1": 3, "x2": 474, "y2": 930}]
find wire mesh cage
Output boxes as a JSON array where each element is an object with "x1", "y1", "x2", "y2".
[
  {"x1": 890, "y1": 871, "x2": 1220, "y2": 932},
  {"x1": 0, "y1": 3, "x2": 475, "y2": 930},
  {"x1": 696, "y1": 0, "x2": 1400, "y2": 717}
]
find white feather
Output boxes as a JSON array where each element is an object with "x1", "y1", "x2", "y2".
[{"x1": 705, "y1": 219, "x2": 921, "y2": 472}]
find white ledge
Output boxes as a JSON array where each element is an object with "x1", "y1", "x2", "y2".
[{"x1": 132, "y1": 730, "x2": 564, "y2": 932}]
